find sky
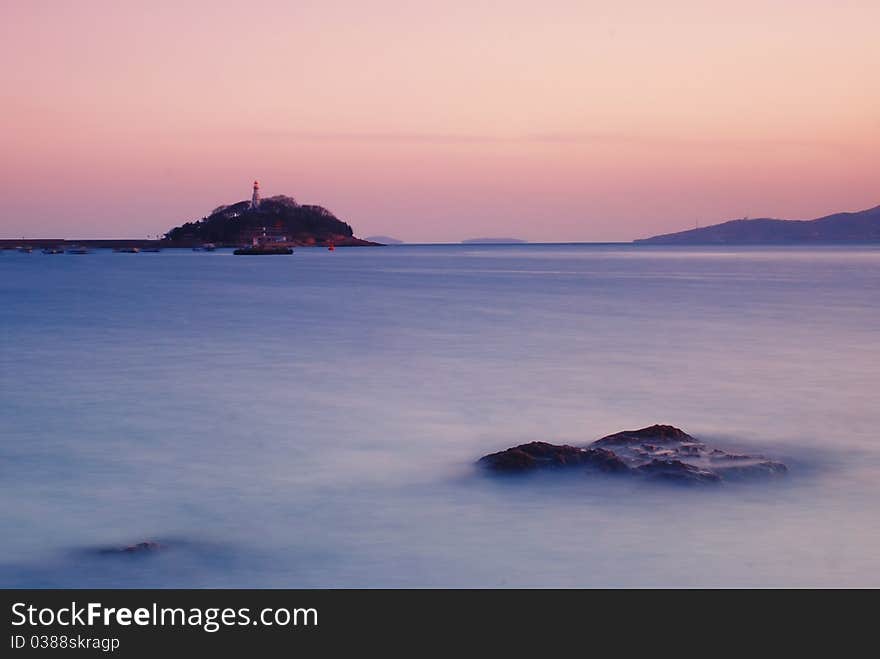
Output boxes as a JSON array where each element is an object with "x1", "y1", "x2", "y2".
[{"x1": 1, "y1": 0, "x2": 878, "y2": 242}]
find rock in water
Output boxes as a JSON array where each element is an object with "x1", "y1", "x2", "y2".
[
  {"x1": 98, "y1": 541, "x2": 164, "y2": 555},
  {"x1": 593, "y1": 424, "x2": 694, "y2": 446},
  {"x1": 634, "y1": 459, "x2": 721, "y2": 484},
  {"x1": 592, "y1": 424, "x2": 787, "y2": 481},
  {"x1": 479, "y1": 442, "x2": 629, "y2": 473},
  {"x1": 477, "y1": 425, "x2": 787, "y2": 485}
]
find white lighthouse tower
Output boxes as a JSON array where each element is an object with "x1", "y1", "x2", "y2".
[{"x1": 251, "y1": 180, "x2": 261, "y2": 210}]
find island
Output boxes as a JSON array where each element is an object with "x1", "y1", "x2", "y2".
[
  {"x1": 635, "y1": 204, "x2": 880, "y2": 244},
  {"x1": 366, "y1": 235, "x2": 404, "y2": 245},
  {"x1": 461, "y1": 237, "x2": 527, "y2": 244},
  {"x1": 164, "y1": 188, "x2": 379, "y2": 248}
]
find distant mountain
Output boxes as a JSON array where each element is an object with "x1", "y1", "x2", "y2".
[
  {"x1": 635, "y1": 205, "x2": 880, "y2": 244},
  {"x1": 366, "y1": 235, "x2": 404, "y2": 245},
  {"x1": 461, "y1": 237, "x2": 527, "y2": 244},
  {"x1": 164, "y1": 195, "x2": 378, "y2": 247}
]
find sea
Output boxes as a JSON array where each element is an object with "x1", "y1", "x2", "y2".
[{"x1": 1, "y1": 244, "x2": 878, "y2": 587}]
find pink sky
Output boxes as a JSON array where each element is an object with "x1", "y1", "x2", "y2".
[{"x1": 1, "y1": 0, "x2": 878, "y2": 242}]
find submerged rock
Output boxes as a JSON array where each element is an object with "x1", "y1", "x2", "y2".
[
  {"x1": 98, "y1": 541, "x2": 165, "y2": 556},
  {"x1": 478, "y1": 425, "x2": 787, "y2": 485}
]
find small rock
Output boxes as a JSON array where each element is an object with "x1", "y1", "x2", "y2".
[
  {"x1": 478, "y1": 441, "x2": 628, "y2": 473},
  {"x1": 592, "y1": 424, "x2": 694, "y2": 446},
  {"x1": 99, "y1": 541, "x2": 164, "y2": 555},
  {"x1": 477, "y1": 425, "x2": 787, "y2": 485}
]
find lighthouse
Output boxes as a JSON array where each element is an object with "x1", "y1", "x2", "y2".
[{"x1": 251, "y1": 180, "x2": 261, "y2": 210}]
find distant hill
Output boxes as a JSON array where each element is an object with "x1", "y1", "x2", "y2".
[
  {"x1": 366, "y1": 235, "x2": 404, "y2": 245},
  {"x1": 164, "y1": 195, "x2": 378, "y2": 247},
  {"x1": 461, "y1": 237, "x2": 527, "y2": 244},
  {"x1": 635, "y1": 205, "x2": 880, "y2": 244}
]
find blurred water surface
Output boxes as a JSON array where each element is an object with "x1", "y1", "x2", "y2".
[{"x1": 1, "y1": 244, "x2": 878, "y2": 587}]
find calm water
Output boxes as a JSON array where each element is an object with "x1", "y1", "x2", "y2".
[{"x1": 1, "y1": 244, "x2": 879, "y2": 587}]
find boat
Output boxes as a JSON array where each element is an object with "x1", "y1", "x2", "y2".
[
  {"x1": 66, "y1": 246, "x2": 90, "y2": 254},
  {"x1": 16, "y1": 246, "x2": 33, "y2": 253},
  {"x1": 192, "y1": 243, "x2": 216, "y2": 252},
  {"x1": 328, "y1": 242, "x2": 335, "y2": 251},
  {"x1": 41, "y1": 247, "x2": 64, "y2": 254},
  {"x1": 113, "y1": 247, "x2": 140, "y2": 253},
  {"x1": 233, "y1": 245, "x2": 293, "y2": 255}
]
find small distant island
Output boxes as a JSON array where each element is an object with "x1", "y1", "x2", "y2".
[
  {"x1": 636, "y1": 204, "x2": 880, "y2": 245},
  {"x1": 366, "y1": 235, "x2": 404, "y2": 245},
  {"x1": 163, "y1": 182, "x2": 379, "y2": 247},
  {"x1": 461, "y1": 237, "x2": 528, "y2": 244}
]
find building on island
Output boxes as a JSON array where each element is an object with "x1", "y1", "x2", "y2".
[{"x1": 251, "y1": 180, "x2": 261, "y2": 210}]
